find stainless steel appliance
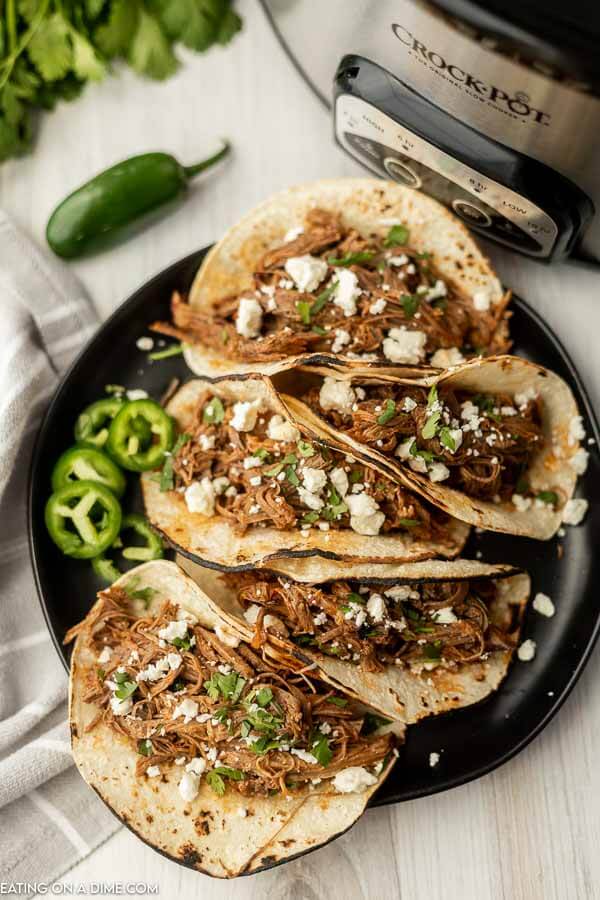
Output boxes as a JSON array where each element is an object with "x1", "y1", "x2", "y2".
[{"x1": 262, "y1": 0, "x2": 600, "y2": 262}]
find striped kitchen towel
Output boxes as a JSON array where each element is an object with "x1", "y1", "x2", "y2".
[{"x1": 0, "y1": 214, "x2": 121, "y2": 888}]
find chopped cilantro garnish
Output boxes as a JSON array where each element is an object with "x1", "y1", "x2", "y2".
[
  {"x1": 286, "y1": 465, "x2": 300, "y2": 486},
  {"x1": 398, "y1": 518, "x2": 419, "y2": 528},
  {"x1": 301, "y1": 511, "x2": 320, "y2": 524},
  {"x1": 291, "y1": 634, "x2": 316, "y2": 647},
  {"x1": 327, "y1": 250, "x2": 375, "y2": 267},
  {"x1": 203, "y1": 397, "x2": 225, "y2": 425},
  {"x1": 439, "y1": 427, "x2": 456, "y2": 451},
  {"x1": 205, "y1": 771, "x2": 226, "y2": 796},
  {"x1": 473, "y1": 394, "x2": 501, "y2": 422},
  {"x1": 204, "y1": 671, "x2": 246, "y2": 702},
  {"x1": 377, "y1": 399, "x2": 396, "y2": 425},
  {"x1": 297, "y1": 440, "x2": 315, "y2": 458},
  {"x1": 349, "y1": 468, "x2": 363, "y2": 483},
  {"x1": 249, "y1": 736, "x2": 284, "y2": 755},
  {"x1": 310, "y1": 283, "x2": 336, "y2": 317},
  {"x1": 312, "y1": 324, "x2": 328, "y2": 336},
  {"x1": 310, "y1": 734, "x2": 332, "y2": 767},
  {"x1": 361, "y1": 713, "x2": 392, "y2": 735},
  {"x1": 383, "y1": 224, "x2": 409, "y2": 247},
  {"x1": 114, "y1": 679, "x2": 137, "y2": 701},
  {"x1": 160, "y1": 432, "x2": 191, "y2": 492},
  {"x1": 427, "y1": 385, "x2": 438, "y2": 407},
  {"x1": 296, "y1": 300, "x2": 312, "y2": 325},
  {"x1": 421, "y1": 411, "x2": 441, "y2": 440},
  {"x1": 97, "y1": 668, "x2": 105, "y2": 681},
  {"x1": 265, "y1": 453, "x2": 297, "y2": 477},
  {"x1": 253, "y1": 447, "x2": 270, "y2": 461},
  {"x1": 221, "y1": 329, "x2": 229, "y2": 345},
  {"x1": 171, "y1": 632, "x2": 192, "y2": 652},
  {"x1": 537, "y1": 490, "x2": 558, "y2": 505},
  {"x1": 401, "y1": 294, "x2": 420, "y2": 318},
  {"x1": 123, "y1": 577, "x2": 158, "y2": 609},
  {"x1": 327, "y1": 696, "x2": 348, "y2": 707},
  {"x1": 347, "y1": 592, "x2": 365, "y2": 605},
  {"x1": 423, "y1": 640, "x2": 442, "y2": 660},
  {"x1": 138, "y1": 739, "x2": 153, "y2": 757},
  {"x1": 255, "y1": 687, "x2": 274, "y2": 707},
  {"x1": 148, "y1": 343, "x2": 184, "y2": 361},
  {"x1": 515, "y1": 476, "x2": 529, "y2": 494},
  {"x1": 214, "y1": 766, "x2": 244, "y2": 781}
]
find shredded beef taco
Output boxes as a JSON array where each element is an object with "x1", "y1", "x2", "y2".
[
  {"x1": 141, "y1": 376, "x2": 469, "y2": 569},
  {"x1": 179, "y1": 556, "x2": 530, "y2": 725},
  {"x1": 151, "y1": 178, "x2": 510, "y2": 378},
  {"x1": 279, "y1": 355, "x2": 584, "y2": 540},
  {"x1": 68, "y1": 560, "x2": 400, "y2": 878}
]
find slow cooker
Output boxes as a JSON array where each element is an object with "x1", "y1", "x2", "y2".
[{"x1": 262, "y1": 0, "x2": 600, "y2": 263}]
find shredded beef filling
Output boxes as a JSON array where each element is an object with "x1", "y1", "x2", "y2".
[
  {"x1": 168, "y1": 389, "x2": 455, "y2": 542},
  {"x1": 305, "y1": 380, "x2": 548, "y2": 503},
  {"x1": 230, "y1": 573, "x2": 519, "y2": 674},
  {"x1": 152, "y1": 208, "x2": 511, "y2": 364},
  {"x1": 66, "y1": 590, "x2": 393, "y2": 797}
]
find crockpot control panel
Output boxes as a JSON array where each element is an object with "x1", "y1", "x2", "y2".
[
  {"x1": 337, "y1": 95, "x2": 556, "y2": 256},
  {"x1": 334, "y1": 57, "x2": 593, "y2": 261}
]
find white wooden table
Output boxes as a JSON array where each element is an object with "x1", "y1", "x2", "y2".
[{"x1": 3, "y1": 3, "x2": 599, "y2": 898}]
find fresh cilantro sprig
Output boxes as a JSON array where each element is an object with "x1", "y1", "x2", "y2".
[
  {"x1": 0, "y1": 1, "x2": 242, "y2": 164},
  {"x1": 383, "y1": 224, "x2": 409, "y2": 247},
  {"x1": 160, "y1": 431, "x2": 191, "y2": 491}
]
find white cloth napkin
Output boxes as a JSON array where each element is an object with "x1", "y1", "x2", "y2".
[{"x1": 0, "y1": 214, "x2": 121, "y2": 887}]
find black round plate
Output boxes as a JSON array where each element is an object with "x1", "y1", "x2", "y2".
[{"x1": 28, "y1": 248, "x2": 600, "y2": 807}]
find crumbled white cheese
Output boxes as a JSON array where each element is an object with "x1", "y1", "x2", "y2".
[
  {"x1": 249, "y1": 475, "x2": 262, "y2": 487},
  {"x1": 291, "y1": 748, "x2": 318, "y2": 765},
  {"x1": 267, "y1": 414, "x2": 300, "y2": 443},
  {"x1": 284, "y1": 225, "x2": 304, "y2": 242},
  {"x1": 387, "y1": 254, "x2": 408, "y2": 267},
  {"x1": 184, "y1": 477, "x2": 215, "y2": 517},
  {"x1": 110, "y1": 696, "x2": 133, "y2": 716},
  {"x1": 302, "y1": 467, "x2": 327, "y2": 494},
  {"x1": 385, "y1": 585, "x2": 420, "y2": 601},
  {"x1": 126, "y1": 389, "x2": 149, "y2": 401},
  {"x1": 366, "y1": 593, "x2": 386, "y2": 623},
  {"x1": 319, "y1": 377, "x2": 356, "y2": 413},
  {"x1": 285, "y1": 255, "x2": 328, "y2": 292},
  {"x1": 514, "y1": 387, "x2": 538, "y2": 409},
  {"x1": 242, "y1": 603, "x2": 287, "y2": 634},
  {"x1": 137, "y1": 653, "x2": 182, "y2": 683},
  {"x1": 243, "y1": 455, "x2": 263, "y2": 469},
  {"x1": 395, "y1": 437, "x2": 415, "y2": 460},
  {"x1": 213, "y1": 476, "x2": 230, "y2": 496},
  {"x1": 331, "y1": 269, "x2": 361, "y2": 317},
  {"x1": 533, "y1": 593, "x2": 555, "y2": 617},
  {"x1": 472, "y1": 288, "x2": 493, "y2": 311},
  {"x1": 429, "y1": 752, "x2": 440, "y2": 768},
  {"x1": 568, "y1": 414, "x2": 586, "y2": 446},
  {"x1": 199, "y1": 433, "x2": 216, "y2": 451},
  {"x1": 429, "y1": 347, "x2": 465, "y2": 368},
  {"x1": 173, "y1": 699, "x2": 199, "y2": 724},
  {"x1": 186, "y1": 757, "x2": 207, "y2": 777},
  {"x1": 230, "y1": 399, "x2": 262, "y2": 432},
  {"x1": 428, "y1": 462, "x2": 450, "y2": 483},
  {"x1": 517, "y1": 639, "x2": 536, "y2": 662},
  {"x1": 215, "y1": 624, "x2": 241, "y2": 648},
  {"x1": 136, "y1": 336, "x2": 154, "y2": 351},
  {"x1": 562, "y1": 498, "x2": 588, "y2": 525},
  {"x1": 235, "y1": 297, "x2": 263, "y2": 339},
  {"x1": 369, "y1": 298, "x2": 387, "y2": 314},
  {"x1": 512, "y1": 493, "x2": 532, "y2": 512},
  {"x1": 402, "y1": 396, "x2": 417, "y2": 413},
  {"x1": 297, "y1": 487, "x2": 324, "y2": 511},
  {"x1": 331, "y1": 328, "x2": 351, "y2": 354},
  {"x1": 178, "y1": 770, "x2": 201, "y2": 803},
  {"x1": 158, "y1": 620, "x2": 189, "y2": 643},
  {"x1": 146, "y1": 766, "x2": 161, "y2": 778},
  {"x1": 98, "y1": 646, "x2": 112, "y2": 665},
  {"x1": 345, "y1": 493, "x2": 385, "y2": 536},
  {"x1": 329, "y1": 467, "x2": 349, "y2": 498},
  {"x1": 569, "y1": 447, "x2": 589, "y2": 475},
  {"x1": 426, "y1": 280, "x2": 447, "y2": 301},
  {"x1": 332, "y1": 766, "x2": 378, "y2": 793},
  {"x1": 432, "y1": 607, "x2": 457, "y2": 624},
  {"x1": 382, "y1": 327, "x2": 427, "y2": 364}
]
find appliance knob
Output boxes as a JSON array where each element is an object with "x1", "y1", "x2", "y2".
[
  {"x1": 383, "y1": 157, "x2": 422, "y2": 189},
  {"x1": 451, "y1": 200, "x2": 492, "y2": 227}
]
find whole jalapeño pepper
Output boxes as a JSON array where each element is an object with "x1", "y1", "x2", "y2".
[{"x1": 46, "y1": 142, "x2": 230, "y2": 258}]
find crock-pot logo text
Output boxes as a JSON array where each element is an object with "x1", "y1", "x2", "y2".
[{"x1": 391, "y1": 24, "x2": 550, "y2": 125}]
